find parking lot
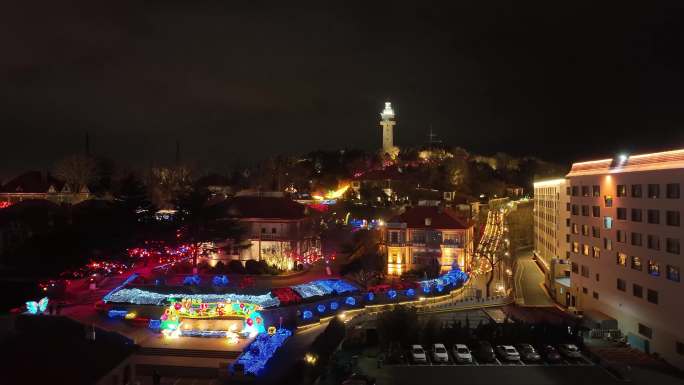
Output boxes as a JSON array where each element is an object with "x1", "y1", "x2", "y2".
[{"x1": 401, "y1": 345, "x2": 594, "y2": 367}]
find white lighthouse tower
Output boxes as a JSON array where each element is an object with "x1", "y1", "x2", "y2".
[{"x1": 380, "y1": 101, "x2": 396, "y2": 156}]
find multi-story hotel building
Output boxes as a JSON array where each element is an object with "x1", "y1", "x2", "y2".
[
  {"x1": 383, "y1": 206, "x2": 474, "y2": 276},
  {"x1": 533, "y1": 179, "x2": 571, "y2": 303},
  {"x1": 566, "y1": 149, "x2": 684, "y2": 368}
]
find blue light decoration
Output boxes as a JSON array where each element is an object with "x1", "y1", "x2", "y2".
[
  {"x1": 103, "y1": 288, "x2": 280, "y2": 308},
  {"x1": 329, "y1": 301, "x2": 339, "y2": 311},
  {"x1": 108, "y1": 309, "x2": 128, "y2": 319},
  {"x1": 422, "y1": 284, "x2": 431, "y2": 294},
  {"x1": 102, "y1": 273, "x2": 139, "y2": 303},
  {"x1": 290, "y1": 279, "x2": 358, "y2": 299},
  {"x1": 212, "y1": 275, "x2": 229, "y2": 287},
  {"x1": 366, "y1": 292, "x2": 375, "y2": 301},
  {"x1": 148, "y1": 319, "x2": 161, "y2": 331},
  {"x1": 406, "y1": 288, "x2": 415, "y2": 297},
  {"x1": 316, "y1": 304, "x2": 326, "y2": 313},
  {"x1": 183, "y1": 274, "x2": 201, "y2": 286},
  {"x1": 243, "y1": 311, "x2": 266, "y2": 336},
  {"x1": 25, "y1": 297, "x2": 49, "y2": 315},
  {"x1": 436, "y1": 284, "x2": 444, "y2": 293},
  {"x1": 181, "y1": 330, "x2": 230, "y2": 338},
  {"x1": 302, "y1": 310, "x2": 313, "y2": 320},
  {"x1": 387, "y1": 290, "x2": 397, "y2": 299},
  {"x1": 417, "y1": 267, "x2": 469, "y2": 294},
  {"x1": 232, "y1": 328, "x2": 292, "y2": 376},
  {"x1": 345, "y1": 296, "x2": 356, "y2": 306}
]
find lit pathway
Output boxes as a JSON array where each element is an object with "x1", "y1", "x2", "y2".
[{"x1": 514, "y1": 250, "x2": 554, "y2": 307}]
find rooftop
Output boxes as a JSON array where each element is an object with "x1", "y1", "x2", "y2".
[
  {"x1": 215, "y1": 195, "x2": 307, "y2": 220},
  {"x1": 389, "y1": 206, "x2": 472, "y2": 230},
  {"x1": 567, "y1": 148, "x2": 684, "y2": 177}
]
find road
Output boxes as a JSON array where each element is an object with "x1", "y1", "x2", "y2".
[{"x1": 514, "y1": 251, "x2": 554, "y2": 307}]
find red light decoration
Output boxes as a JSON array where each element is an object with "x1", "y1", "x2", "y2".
[{"x1": 0, "y1": 202, "x2": 11, "y2": 209}]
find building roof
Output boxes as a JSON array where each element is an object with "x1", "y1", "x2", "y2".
[
  {"x1": 2, "y1": 315, "x2": 136, "y2": 385},
  {"x1": 567, "y1": 148, "x2": 684, "y2": 177},
  {"x1": 1, "y1": 171, "x2": 65, "y2": 194},
  {"x1": 215, "y1": 196, "x2": 307, "y2": 220},
  {"x1": 390, "y1": 206, "x2": 472, "y2": 229}
]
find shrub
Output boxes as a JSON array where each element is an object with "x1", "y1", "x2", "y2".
[{"x1": 228, "y1": 260, "x2": 245, "y2": 274}]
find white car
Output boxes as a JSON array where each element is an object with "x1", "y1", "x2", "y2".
[
  {"x1": 495, "y1": 345, "x2": 520, "y2": 361},
  {"x1": 452, "y1": 344, "x2": 472, "y2": 363},
  {"x1": 432, "y1": 343, "x2": 449, "y2": 363},
  {"x1": 411, "y1": 345, "x2": 427, "y2": 363}
]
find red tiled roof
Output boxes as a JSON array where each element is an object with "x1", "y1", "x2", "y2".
[
  {"x1": 390, "y1": 206, "x2": 472, "y2": 229},
  {"x1": 215, "y1": 196, "x2": 307, "y2": 220}
]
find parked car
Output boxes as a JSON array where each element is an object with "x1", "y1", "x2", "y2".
[
  {"x1": 496, "y1": 345, "x2": 521, "y2": 361},
  {"x1": 452, "y1": 344, "x2": 473, "y2": 363},
  {"x1": 558, "y1": 344, "x2": 582, "y2": 359},
  {"x1": 516, "y1": 344, "x2": 541, "y2": 362},
  {"x1": 342, "y1": 373, "x2": 376, "y2": 385},
  {"x1": 411, "y1": 345, "x2": 427, "y2": 363},
  {"x1": 541, "y1": 345, "x2": 562, "y2": 363},
  {"x1": 431, "y1": 343, "x2": 449, "y2": 363},
  {"x1": 472, "y1": 341, "x2": 496, "y2": 362}
]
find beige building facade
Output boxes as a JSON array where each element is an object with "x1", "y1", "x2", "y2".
[{"x1": 566, "y1": 149, "x2": 684, "y2": 368}]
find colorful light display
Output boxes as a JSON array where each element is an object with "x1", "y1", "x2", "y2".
[
  {"x1": 406, "y1": 288, "x2": 415, "y2": 297},
  {"x1": 387, "y1": 290, "x2": 397, "y2": 299},
  {"x1": 316, "y1": 304, "x2": 326, "y2": 313},
  {"x1": 103, "y1": 287, "x2": 280, "y2": 308},
  {"x1": 329, "y1": 301, "x2": 339, "y2": 310},
  {"x1": 366, "y1": 292, "x2": 375, "y2": 301},
  {"x1": 232, "y1": 328, "x2": 292, "y2": 376},
  {"x1": 183, "y1": 275, "x2": 201, "y2": 286},
  {"x1": 345, "y1": 296, "x2": 356, "y2": 306},
  {"x1": 302, "y1": 310, "x2": 313, "y2": 320},
  {"x1": 212, "y1": 275, "x2": 229, "y2": 287},
  {"x1": 107, "y1": 309, "x2": 129, "y2": 319},
  {"x1": 25, "y1": 297, "x2": 49, "y2": 315}
]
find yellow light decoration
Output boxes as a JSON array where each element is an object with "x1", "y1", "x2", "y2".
[
  {"x1": 267, "y1": 326, "x2": 276, "y2": 336},
  {"x1": 124, "y1": 312, "x2": 137, "y2": 320}
]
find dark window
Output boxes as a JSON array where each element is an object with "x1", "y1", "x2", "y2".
[
  {"x1": 272, "y1": 228, "x2": 276, "y2": 233},
  {"x1": 593, "y1": 291, "x2": 599, "y2": 299},
  {"x1": 566, "y1": 186, "x2": 571, "y2": 196},
  {"x1": 667, "y1": 265, "x2": 681, "y2": 282},
  {"x1": 593, "y1": 185, "x2": 600, "y2": 197},
  {"x1": 633, "y1": 284, "x2": 643, "y2": 298},
  {"x1": 638, "y1": 323, "x2": 652, "y2": 339},
  {"x1": 566, "y1": 202, "x2": 571, "y2": 212},
  {"x1": 631, "y1": 184, "x2": 642, "y2": 198},
  {"x1": 617, "y1": 278, "x2": 626, "y2": 291},
  {"x1": 261, "y1": 228, "x2": 266, "y2": 233},
  {"x1": 647, "y1": 209, "x2": 660, "y2": 224},
  {"x1": 571, "y1": 186, "x2": 579, "y2": 196},
  {"x1": 648, "y1": 260, "x2": 660, "y2": 277},
  {"x1": 582, "y1": 287, "x2": 588, "y2": 294},
  {"x1": 648, "y1": 184, "x2": 660, "y2": 199},
  {"x1": 592, "y1": 206, "x2": 600, "y2": 217},
  {"x1": 571, "y1": 204, "x2": 578, "y2": 215},
  {"x1": 631, "y1": 232, "x2": 643, "y2": 247},
  {"x1": 566, "y1": 218, "x2": 571, "y2": 227},
  {"x1": 581, "y1": 265, "x2": 590, "y2": 277},
  {"x1": 617, "y1": 207, "x2": 627, "y2": 220},
  {"x1": 647, "y1": 235, "x2": 660, "y2": 250},
  {"x1": 666, "y1": 183, "x2": 680, "y2": 199},
  {"x1": 677, "y1": 342, "x2": 684, "y2": 355},
  {"x1": 666, "y1": 238, "x2": 681, "y2": 255},
  {"x1": 617, "y1": 185, "x2": 627, "y2": 197},
  {"x1": 582, "y1": 186, "x2": 590, "y2": 197},
  {"x1": 617, "y1": 230, "x2": 626, "y2": 243},
  {"x1": 571, "y1": 262, "x2": 578, "y2": 274},
  {"x1": 631, "y1": 256, "x2": 643, "y2": 271},
  {"x1": 390, "y1": 232, "x2": 399, "y2": 243},
  {"x1": 596, "y1": 273, "x2": 600, "y2": 281},
  {"x1": 667, "y1": 211, "x2": 680, "y2": 227},
  {"x1": 647, "y1": 289, "x2": 658, "y2": 304},
  {"x1": 581, "y1": 205, "x2": 590, "y2": 216},
  {"x1": 592, "y1": 226, "x2": 600, "y2": 238},
  {"x1": 604, "y1": 238, "x2": 612, "y2": 250},
  {"x1": 631, "y1": 208, "x2": 643, "y2": 222},
  {"x1": 566, "y1": 234, "x2": 570, "y2": 243}
]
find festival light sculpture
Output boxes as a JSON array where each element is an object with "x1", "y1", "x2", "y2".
[{"x1": 25, "y1": 297, "x2": 49, "y2": 315}]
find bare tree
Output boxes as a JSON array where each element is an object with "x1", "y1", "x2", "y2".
[{"x1": 54, "y1": 154, "x2": 96, "y2": 192}]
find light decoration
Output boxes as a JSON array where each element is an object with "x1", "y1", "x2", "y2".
[
  {"x1": 267, "y1": 326, "x2": 276, "y2": 336},
  {"x1": 148, "y1": 319, "x2": 161, "y2": 330},
  {"x1": 25, "y1": 297, "x2": 49, "y2": 315},
  {"x1": 406, "y1": 288, "x2": 415, "y2": 297},
  {"x1": 316, "y1": 304, "x2": 326, "y2": 313},
  {"x1": 102, "y1": 273, "x2": 139, "y2": 303},
  {"x1": 103, "y1": 287, "x2": 280, "y2": 308},
  {"x1": 345, "y1": 296, "x2": 356, "y2": 306},
  {"x1": 302, "y1": 310, "x2": 313, "y2": 320},
  {"x1": 0, "y1": 201, "x2": 12, "y2": 209},
  {"x1": 124, "y1": 312, "x2": 137, "y2": 320},
  {"x1": 212, "y1": 275, "x2": 229, "y2": 287},
  {"x1": 183, "y1": 275, "x2": 201, "y2": 286},
  {"x1": 366, "y1": 292, "x2": 375, "y2": 301},
  {"x1": 107, "y1": 309, "x2": 128, "y2": 319},
  {"x1": 290, "y1": 279, "x2": 358, "y2": 299},
  {"x1": 232, "y1": 328, "x2": 292, "y2": 376},
  {"x1": 329, "y1": 301, "x2": 339, "y2": 311},
  {"x1": 387, "y1": 290, "x2": 397, "y2": 299},
  {"x1": 417, "y1": 268, "x2": 468, "y2": 294},
  {"x1": 159, "y1": 298, "x2": 266, "y2": 338}
]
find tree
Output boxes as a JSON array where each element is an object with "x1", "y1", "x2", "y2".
[
  {"x1": 175, "y1": 187, "x2": 245, "y2": 267},
  {"x1": 377, "y1": 306, "x2": 419, "y2": 349},
  {"x1": 116, "y1": 172, "x2": 154, "y2": 215},
  {"x1": 54, "y1": 154, "x2": 96, "y2": 192}
]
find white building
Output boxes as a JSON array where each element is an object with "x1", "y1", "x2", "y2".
[
  {"x1": 566, "y1": 149, "x2": 684, "y2": 368},
  {"x1": 533, "y1": 178, "x2": 571, "y2": 303},
  {"x1": 380, "y1": 101, "x2": 398, "y2": 157}
]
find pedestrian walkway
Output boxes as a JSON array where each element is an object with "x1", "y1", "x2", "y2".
[{"x1": 514, "y1": 251, "x2": 554, "y2": 307}]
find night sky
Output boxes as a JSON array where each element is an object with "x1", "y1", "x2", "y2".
[{"x1": 2, "y1": 1, "x2": 684, "y2": 176}]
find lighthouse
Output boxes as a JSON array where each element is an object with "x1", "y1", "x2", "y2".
[{"x1": 380, "y1": 101, "x2": 396, "y2": 155}]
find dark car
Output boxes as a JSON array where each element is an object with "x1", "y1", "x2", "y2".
[
  {"x1": 472, "y1": 341, "x2": 496, "y2": 362},
  {"x1": 541, "y1": 345, "x2": 562, "y2": 363},
  {"x1": 516, "y1": 344, "x2": 541, "y2": 362}
]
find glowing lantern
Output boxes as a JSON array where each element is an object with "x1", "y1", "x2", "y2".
[{"x1": 268, "y1": 326, "x2": 276, "y2": 336}]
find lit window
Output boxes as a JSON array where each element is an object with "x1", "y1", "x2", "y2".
[
  {"x1": 648, "y1": 260, "x2": 660, "y2": 277},
  {"x1": 617, "y1": 252, "x2": 627, "y2": 266},
  {"x1": 603, "y1": 216, "x2": 613, "y2": 229},
  {"x1": 631, "y1": 256, "x2": 643, "y2": 271}
]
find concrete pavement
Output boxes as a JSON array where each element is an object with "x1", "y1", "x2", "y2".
[{"x1": 514, "y1": 251, "x2": 554, "y2": 307}]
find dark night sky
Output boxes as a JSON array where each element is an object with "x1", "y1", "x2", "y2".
[{"x1": 2, "y1": 1, "x2": 684, "y2": 177}]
